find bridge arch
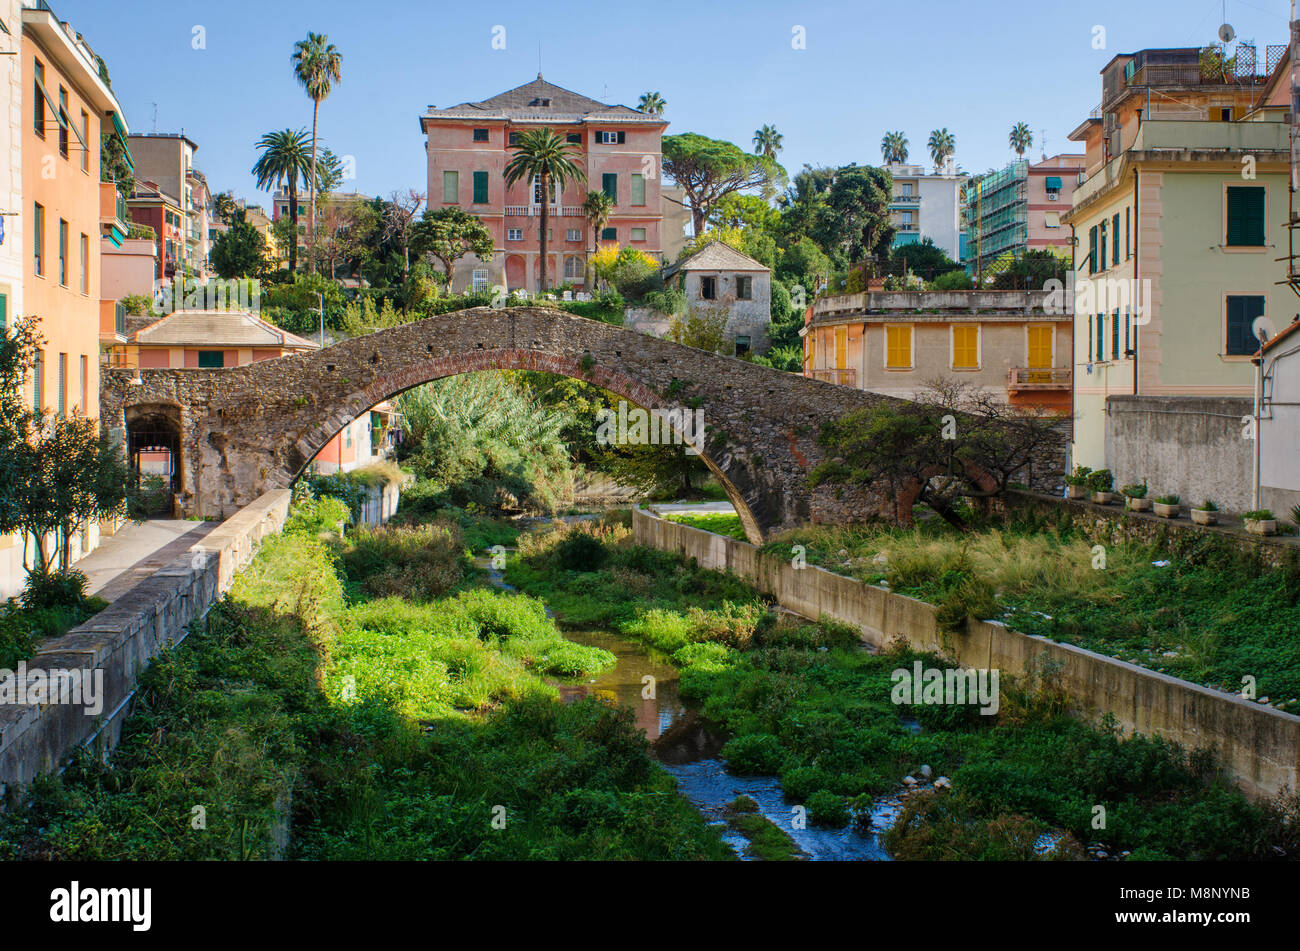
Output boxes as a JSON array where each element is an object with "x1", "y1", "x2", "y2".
[{"x1": 99, "y1": 307, "x2": 947, "y2": 542}]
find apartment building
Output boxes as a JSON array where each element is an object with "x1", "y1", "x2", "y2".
[
  {"x1": 126, "y1": 179, "x2": 183, "y2": 280},
  {"x1": 126, "y1": 132, "x2": 206, "y2": 277},
  {"x1": 886, "y1": 162, "x2": 966, "y2": 262},
  {"x1": 1062, "y1": 42, "x2": 1292, "y2": 511},
  {"x1": 419, "y1": 75, "x2": 668, "y2": 293},
  {"x1": 0, "y1": 0, "x2": 131, "y2": 596},
  {"x1": 963, "y1": 154, "x2": 1085, "y2": 277},
  {"x1": 803, "y1": 289, "x2": 1071, "y2": 411}
]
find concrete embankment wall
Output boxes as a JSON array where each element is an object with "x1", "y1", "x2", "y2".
[
  {"x1": 633, "y1": 508, "x2": 1300, "y2": 802},
  {"x1": 0, "y1": 490, "x2": 293, "y2": 792}
]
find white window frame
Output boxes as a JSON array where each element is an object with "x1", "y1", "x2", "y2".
[
  {"x1": 507, "y1": 228, "x2": 523, "y2": 241},
  {"x1": 883, "y1": 323, "x2": 915, "y2": 370},
  {"x1": 566, "y1": 228, "x2": 581, "y2": 242},
  {"x1": 472, "y1": 268, "x2": 490, "y2": 291}
]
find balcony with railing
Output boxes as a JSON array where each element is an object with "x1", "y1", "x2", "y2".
[
  {"x1": 99, "y1": 300, "x2": 128, "y2": 345},
  {"x1": 809, "y1": 367, "x2": 857, "y2": 387},
  {"x1": 1007, "y1": 367, "x2": 1071, "y2": 391},
  {"x1": 99, "y1": 182, "x2": 130, "y2": 247}
]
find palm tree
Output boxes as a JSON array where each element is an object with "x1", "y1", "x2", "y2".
[
  {"x1": 252, "y1": 129, "x2": 313, "y2": 274},
  {"x1": 927, "y1": 128, "x2": 956, "y2": 170},
  {"x1": 637, "y1": 91, "x2": 666, "y2": 116},
  {"x1": 880, "y1": 131, "x2": 909, "y2": 164},
  {"x1": 1009, "y1": 122, "x2": 1033, "y2": 158},
  {"x1": 753, "y1": 124, "x2": 783, "y2": 160},
  {"x1": 212, "y1": 190, "x2": 238, "y2": 226},
  {"x1": 582, "y1": 189, "x2": 614, "y2": 288},
  {"x1": 504, "y1": 129, "x2": 586, "y2": 292},
  {"x1": 292, "y1": 32, "x2": 343, "y2": 274}
]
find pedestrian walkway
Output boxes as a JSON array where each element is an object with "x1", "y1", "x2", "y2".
[{"x1": 77, "y1": 520, "x2": 219, "y2": 603}]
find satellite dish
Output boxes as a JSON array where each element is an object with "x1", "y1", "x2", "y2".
[
  {"x1": 1218, "y1": 23, "x2": 1236, "y2": 43},
  {"x1": 1252, "y1": 315, "x2": 1276, "y2": 343}
]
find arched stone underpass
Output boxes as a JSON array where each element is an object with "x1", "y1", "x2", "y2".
[{"x1": 100, "y1": 307, "x2": 1058, "y2": 542}]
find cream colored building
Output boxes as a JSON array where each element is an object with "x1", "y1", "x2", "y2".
[{"x1": 1063, "y1": 44, "x2": 1292, "y2": 505}]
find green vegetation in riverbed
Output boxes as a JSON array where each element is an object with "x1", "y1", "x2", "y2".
[
  {"x1": 735, "y1": 510, "x2": 1300, "y2": 709},
  {"x1": 0, "y1": 503, "x2": 730, "y2": 861},
  {"x1": 506, "y1": 520, "x2": 1300, "y2": 861},
  {"x1": 724, "y1": 795, "x2": 805, "y2": 861},
  {"x1": 663, "y1": 510, "x2": 749, "y2": 540}
]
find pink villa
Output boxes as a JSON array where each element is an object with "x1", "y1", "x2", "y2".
[{"x1": 419, "y1": 75, "x2": 668, "y2": 293}]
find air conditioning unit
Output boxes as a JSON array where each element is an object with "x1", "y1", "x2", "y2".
[{"x1": 1048, "y1": 193, "x2": 1059, "y2": 201}]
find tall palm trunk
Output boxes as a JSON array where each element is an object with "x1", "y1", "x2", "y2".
[
  {"x1": 307, "y1": 100, "x2": 319, "y2": 274},
  {"x1": 288, "y1": 178, "x2": 299, "y2": 274},
  {"x1": 538, "y1": 171, "x2": 550, "y2": 291}
]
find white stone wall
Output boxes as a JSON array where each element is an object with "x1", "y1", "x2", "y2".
[{"x1": 1261, "y1": 341, "x2": 1300, "y2": 516}]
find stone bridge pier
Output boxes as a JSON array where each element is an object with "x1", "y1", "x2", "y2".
[{"x1": 99, "y1": 307, "x2": 1056, "y2": 543}]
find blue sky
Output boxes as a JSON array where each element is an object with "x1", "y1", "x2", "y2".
[{"x1": 53, "y1": 0, "x2": 1296, "y2": 207}]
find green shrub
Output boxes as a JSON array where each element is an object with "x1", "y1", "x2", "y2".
[
  {"x1": 805, "y1": 789, "x2": 850, "y2": 828},
  {"x1": 554, "y1": 530, "x2": 609, "y2": 571},
  {"x1": 21, "y1": 569, "x2": 91, "y2": 611},
  {"x1": 722, "y1": 732, "x2": 785, "y2": 775}
]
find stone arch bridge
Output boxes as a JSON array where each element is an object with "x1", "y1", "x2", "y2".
[{"x1": 100, "y1": 307, "x2": 1054, "y2": 543}]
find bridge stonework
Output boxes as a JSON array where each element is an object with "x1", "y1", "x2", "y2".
[{"x1": 100, "y1": 307, "x2": 1049, "y2": 542}]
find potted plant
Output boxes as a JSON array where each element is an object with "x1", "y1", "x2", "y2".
[
  {"x1": 1152, "y1": 494, "x2": 1180, "y2": 519},
  {"x1": 1122, "y1": 483, "x2": 1151, "y2": 512},
  {"x1": 1191, "y1": 499, "x2": 1219, "y2": 526},
  {"x1": 1065, "y1": 465, "x2": 1092, "y2": 500},
  {"x1": 1087, "y1": 468, "x2": 1114, "y2": 504},
  {"x1": 1243, "y1": 509, "x2": 1277, "y2": 536}
]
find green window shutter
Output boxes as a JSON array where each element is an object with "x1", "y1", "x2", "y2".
[
  {"x1": 443, "y1": 170, "x2": 458, "y2": 203},
  {"x1": 1112, "y1": 214, "x2": 1121, "y2": 264},
  {"x1": 0, "y1": 293, "x2": 7, "y2": 331},
  {"x1": 473, "y1": 171, "x2": 489, "y2": 204},
  {"x1": 56, "y1": 355, "x2": 64, "y2": 418},
  {"x1": 1225, "y1": 295, "x2": 1264, "y2": 355},
  {"x1": 198, "y1": 350, "x2": 224, "y2": 368},
  {"x1": 631, "y1": 174, "x2": 645, "y2": 206},
  {"x1": 601, "y1": 226, "x2": 617, "y2": 242},
  {"x1": 617, "y1": 131, "x2": 625, "y2": 144},
  {"x1": 602, "y1": 173, "x2": 618, "y2": 203},
  {"x1": 1226, "y1": 187, "x2": 1265, "y2": 246},
  {"x1": 1088, "y1": 226, "x2": 1097, "y2": 274},
  {"x1": 33, "y1": 351, "x2": 41, "y2": 409},
  {"x1": 1096, "y1": 314, "x2": 1105, "y2": 361},
  {"x1": 1112, "y1": 309, "x2": 1120, "y2": 359},
  {"x1": 1087, "y1": 312, "x2": 1094, "y2": 356},
  {"x1": 1125, "y1": 207, "x2": 1131, "y2": 258}
]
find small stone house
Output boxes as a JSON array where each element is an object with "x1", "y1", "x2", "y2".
[{"x1": 663, "y1": 241, "x2": 771, "y2": 355}]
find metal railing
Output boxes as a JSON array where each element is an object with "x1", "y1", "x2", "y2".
[
  {"x1": 1008, "y1": 367, "x2": 1071, "y2": 389},
  {"x1": 809, "y1": 367, "x2": 857, "y2": 387}
]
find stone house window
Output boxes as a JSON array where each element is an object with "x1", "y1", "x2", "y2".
[
  {"x1": 700, "y1": 276, "x2": 717, "y2": 300},
  {"x1": 736, "y1": 276, "x2": 752, "y2": 300}
]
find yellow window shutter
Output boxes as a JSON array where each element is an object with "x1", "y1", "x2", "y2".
[
  {"x1": 953, "y1": 326, "x2": 977, "y2": 368},
  {"x1": 886, "y1": 326, "x2": 910, "y2": 368}
]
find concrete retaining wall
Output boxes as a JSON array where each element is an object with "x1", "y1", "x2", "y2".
[
  {"x1": 0, "y1": 490, "x2": 292, "y2": 792},
  {"x1": 634, "y1": 507, "x2": 1300, "y2": 801},
  {"x1": 1105, "y1": 395, "x2": 1253, "y2": 513}
]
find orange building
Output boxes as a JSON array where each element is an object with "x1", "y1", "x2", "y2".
[{"x1": 11, "y1": 3, "x2": 131, "y2": 579}]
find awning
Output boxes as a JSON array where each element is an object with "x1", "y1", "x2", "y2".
[
  {"x1": 111, "y1": 112, "x2": 134, "y2": 171},
  {"x1": 1045, "y1": 176, "x2": 1063, "y2": 190}
]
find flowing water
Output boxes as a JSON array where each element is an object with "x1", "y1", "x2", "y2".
[{"x1": 476, "y1": 541, "x2": 896, "y2": 860}]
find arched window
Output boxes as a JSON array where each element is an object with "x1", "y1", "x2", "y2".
[{"x1": 564, "y1": 256, "x2": 584, "y2": 280}]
